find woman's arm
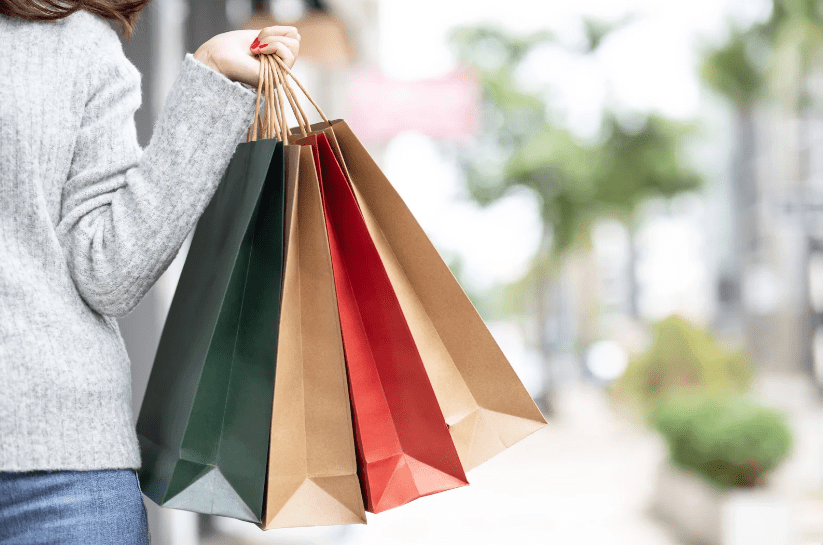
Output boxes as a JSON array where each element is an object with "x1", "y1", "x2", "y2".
[{"x1": 55, "y1": 30, "x2": 259, "y2": 318}]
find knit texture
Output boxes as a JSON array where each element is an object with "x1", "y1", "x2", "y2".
[{"x1": 0, "y1": 11, "x2": 259, "y2": 471}]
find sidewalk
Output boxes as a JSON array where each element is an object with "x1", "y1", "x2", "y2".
[
  {"x1": 208, "y1": 382, "x2": 682, "y2": 545},
  {"x1": 756, "y1": 373, "x2": 823, "y2": 545}
]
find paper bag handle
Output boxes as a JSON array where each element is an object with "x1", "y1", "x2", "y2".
[
  {"x1": 270, "y1": 61, "x2": 311, "y2": 136},
  {"x1": 266, "y1": 54, "x2": 334, "y2": 135},
  {"x1": 248, "y1": 54, "x2": 274, "y2": 142},
  {"x1": 277, "y1": 64, "x2": 311, "y2": 135},
  {"x1": 247, "y1": 54, "x2": 292, "y2": 143}
]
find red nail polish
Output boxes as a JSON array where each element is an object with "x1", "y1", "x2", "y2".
[
  {"x1": 259, "y1": 43, "x2": 268, "y2": 48},
  {"x1": 250, "y1": 37, "x2": 259, "y2": 49}
]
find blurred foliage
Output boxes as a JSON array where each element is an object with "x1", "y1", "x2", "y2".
[
  {"x1": 701, "y1": 29, "x2": 766, "y2": 108},
  {"x1": 609, "y1": 315, "x2": 753, "y2": 411},
  {"x1": 580, "y1": 16, "x2": 635, "y2": 53},
  {"x1": 703, "y1": 0, "x2": 823, "y2": 109},
  {"x1": 449, "y1": 25, "x2": 701, "y2": 258},
  {"x1": 651, "y1": 392, "x2": 792, "y2": 489},
  {"x1": 764, "y1": 0, "x2": 823, "y2": 107}
]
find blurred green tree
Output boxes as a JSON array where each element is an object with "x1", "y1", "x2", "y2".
[
  {"x1": 701, "y1": 0, "x2": 823, "y2": 374},
  {"x1": 763, "y1": 0, "x2": 823, "y2": 108},
  {"x1": 450, "y1": 25, "x2": 701, "y2": 259},
  {"x1": 700, "y1": 29, "x2": 766, "y2": 342},
  {"x1": 449, "y1": 24, "x2": 701, "y2": 411},
  {"x1": 765, "y1": 0, "x2": 823, "y2": 379},
  {"x1": 610, "y1": 315, "x2": 753, "y2": 411}
]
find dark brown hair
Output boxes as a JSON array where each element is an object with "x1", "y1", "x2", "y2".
[{"x1": 0, "y1": 0, "x2": 151, "y2": 39}]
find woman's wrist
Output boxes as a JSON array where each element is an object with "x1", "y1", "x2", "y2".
[{"x1": 193, "y1": 46, "x2": 223, "y2": 77}]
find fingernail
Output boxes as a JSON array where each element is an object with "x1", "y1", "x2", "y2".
[
  {"x1": 250, "y1": 37, "x2": 259, "y2": 49},
  {"x1": 259, "y1": 43, "x2": 269, "y2": 48}
]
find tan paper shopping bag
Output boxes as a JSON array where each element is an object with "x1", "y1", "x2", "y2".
[
  {"x1": 290, "y1": 118, "x2": 547, "y2": 472},
  {"x1": 338, "y1": 121, "x2": 547, "y2": 470},
  {"x1": 259, "y1": 128, "x2": 365, "y2": 526}
]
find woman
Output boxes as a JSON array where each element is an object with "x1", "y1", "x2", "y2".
[{"x1": 0, "y1": 1, "x2": 299, "y2": 542}]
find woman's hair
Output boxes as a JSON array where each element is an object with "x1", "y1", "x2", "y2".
[{"x1": 0, "y1": 0, "x2": 151, "y2": 39}]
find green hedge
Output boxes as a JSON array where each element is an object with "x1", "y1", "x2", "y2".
[
  {"x1": 610, "y1": 315, "x2": 752, "y2": 410},
  {"x1": 650, "y1": 393, "x2": 792, "y2": 489}
]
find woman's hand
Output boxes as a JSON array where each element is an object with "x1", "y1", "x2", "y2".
[{"x1": 193, "y1": 26, "x2": 300, "y2": 88}]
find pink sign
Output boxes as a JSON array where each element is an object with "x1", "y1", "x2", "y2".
[{"x1": 346, "y1": 65, "x2": 481, "y2": 144}]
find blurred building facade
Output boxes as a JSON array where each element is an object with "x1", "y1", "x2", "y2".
[{"x1": 718, "y1": 89, "x2": 823, "y2": 385}]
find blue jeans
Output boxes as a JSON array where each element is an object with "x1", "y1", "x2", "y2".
[{"x1": 0, "y1": 469, "x2": 150, "y2": 544}]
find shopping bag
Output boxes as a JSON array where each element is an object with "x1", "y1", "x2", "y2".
[
  {"x1": 273, "y1": 56, "x2": 547, "y2": 472},
  {"x1": 260, "y1": 140, "x2": 365, "y2": 528},
  {"x1": 292, "y1": 129, "x2": 468, "y2": 514},
  {"x1": 136, "y1": 72, "x2": 286, "y2": 522},
  {"x1": 317, "y1": 120, "x2": 547, "y2": 471}
]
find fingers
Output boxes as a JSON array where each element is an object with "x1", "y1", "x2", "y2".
[
  {"x1": 250, "y1": 33, "x2": 299, "y2": 69},
  {"x1": 252, "y1": 35, "x2": 298, "y2": 54},
  {"x1": 268, "y1": 42, "x2": 296, "y2": 69},
  {"x1": 250, "y1": 25, "x2": 300, "y2": 51},
  {"x1": 257, "y1": 25, "x2": 300, "y2": 41}
]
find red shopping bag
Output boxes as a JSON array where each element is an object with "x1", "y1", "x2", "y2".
[{"x1": 294, "y1": 132, "x2": 468, "y2": 513}]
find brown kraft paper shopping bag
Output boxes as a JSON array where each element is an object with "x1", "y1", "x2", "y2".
[
  {"x1": 275, "y1": 56, "x2": 546, "y2": 472},
  {"x1": 259, "y1": 58, "x2": 365, "y2": 529}
]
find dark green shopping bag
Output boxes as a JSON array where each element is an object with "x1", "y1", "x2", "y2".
[{"x1": 136, "y1": 138, "x2": 286, "y2": 523}]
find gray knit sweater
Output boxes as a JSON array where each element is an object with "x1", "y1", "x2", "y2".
[{"x1": 0, "y1": 11, "x2": 259, "y2": 471}]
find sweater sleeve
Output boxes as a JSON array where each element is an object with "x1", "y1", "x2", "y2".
[{"x1": 56, "y1": 40, "x2": 258, "y2": 318}]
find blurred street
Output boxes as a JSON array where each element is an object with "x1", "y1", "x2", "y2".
[
  {"x1": 196, "y1": 373, "x2": 823, "y2": 545},
  {"x1": 108, "y1": 1, "x2": 823, "y2": 543},
  {"x1": 202, "y1": 382, "x2": 679, "y2": 545}
]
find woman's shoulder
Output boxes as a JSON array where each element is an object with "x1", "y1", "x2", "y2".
[
  {"x1": 0, "y1": 10, "x2": 130, "y2": 71},
  {"x1": 63, "y1": 11, "x2": 141, "y2": 82},
  {"x1": 64, "y1": 9, "x2": 114, "y2": 31},
  {"x1": 0, "y1": 9, "x2": 117, "y2": 42},
  {"x1": 63, "y1": 11, "x2": 126, "y2": 55}
]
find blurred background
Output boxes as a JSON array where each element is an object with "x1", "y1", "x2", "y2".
[{"x1": 116, "y1": 0, "x2": 823, "y2": 543}]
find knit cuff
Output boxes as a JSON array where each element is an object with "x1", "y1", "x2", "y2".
[{"x1": 177, "y1": 52, "x2": 258, "y2": 142}]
